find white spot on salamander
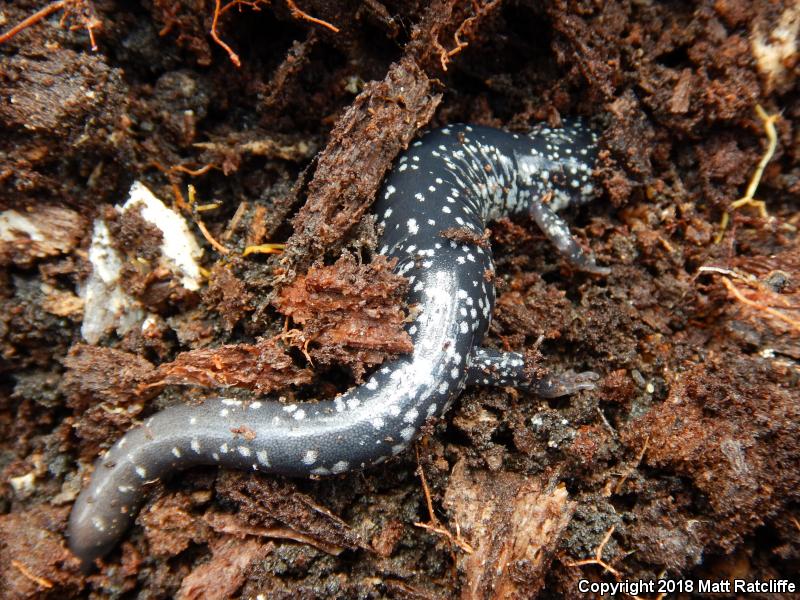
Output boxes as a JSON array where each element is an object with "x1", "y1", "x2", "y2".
[
  {"x1": 331, "y1": 461, "x2": 349, "y2": 474},
  {"x1": 302, "y1": 450, "x2": 318, "y2": 465}
]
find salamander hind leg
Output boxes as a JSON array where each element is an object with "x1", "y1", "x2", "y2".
[
  {"x1": 467, "y1": 347, "x2": 599, "y2": 397},
  {"x1": 528, "y1": 200, "x2": 610, "y2": 275}
]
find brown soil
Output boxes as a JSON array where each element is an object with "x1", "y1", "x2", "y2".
[{"x1": 1, "y1": 0, "x2": 798, "y2": 598}]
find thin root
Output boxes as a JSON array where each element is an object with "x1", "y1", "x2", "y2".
[
  {"x1": 211, "y1": 0, "x2": 242, "y2": 67},
  {"x1": 613, "y1": 436, "x2": 649, "y2": 495},
  {"x1": 170, "y1": 163, "x2": 216, "y2": 177},
  {"x1": 721, "y1": 276, "x2": 800, "y2": 334},
  {"x1": 412, "y1": 449, "x2": 474, "y2": 554},
  {"x1": 566, "y1": 525, "x2": 621, "y2": 577},
  {"x1": 437, "y1": 0, "x2": 499, "y2": 71},
  {"x1": 243, "y1": 243, "x2": 286, "y2": 255},
  {"x1": 285, "y1": 0, "x2": 339, "y2": 33},
  {"x1": 11, "y1": 560, "x2": 53, "y2": 589},
  {"x1": 0, "y1": 0, "x2": 100, "y2": 50},
  {"x1": 716, "y1": 104, "x2": 779, "y2": 243},
  {"x1": 189, "y1": 185, "x2": 231, "y2": 254}
]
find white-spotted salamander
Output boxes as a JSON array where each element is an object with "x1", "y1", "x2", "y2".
[{"x1": 68, "y1": 120, "x2": 609, "y2": 566}]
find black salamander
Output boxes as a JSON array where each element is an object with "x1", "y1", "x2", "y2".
[{"x1": 68, "y1": 120, "x2": 608, "y2": 566}]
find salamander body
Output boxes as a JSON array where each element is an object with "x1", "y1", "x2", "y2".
[{"x1": 68, "y1": 120, "x2": 607, "y2": 566}]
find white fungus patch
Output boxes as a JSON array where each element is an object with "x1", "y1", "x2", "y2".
[
  {"x1": 122, "y1": 182, "x2": 203, "y2": 290},
  {"x1": 0, "y1": 210, "x2": 46, "y2": 243},
  {"x1": 9, "y1": 472, "x2": 36, "y2": 496},
  {"x1": 80, "y1": 182, "x2": 202, "y2": 343},
  {"x1": 80, "y1": 219, "x2": 143, "y2": 344},
  {"x1": 752, "y1": 5, "x2": 800, "y2": 93}
]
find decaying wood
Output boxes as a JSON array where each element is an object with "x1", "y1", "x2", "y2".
[
  {"x1": 275, "y1": 252, "x2": 412, "y2": 380},
  {"x1": 152, "y1": 337, "x2": 313, "y2": 394},
  {"x1": 443, "y1": 461, "x2": 575, "y2": 599},
  {"x1": 280, "y1": 55, "x2": 440, "y2": 279}
]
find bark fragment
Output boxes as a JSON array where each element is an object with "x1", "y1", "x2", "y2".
[
  {"x1": 443, "y1": 461, "x2": 575, "y2": 599},
  {"x1": 275, "y1": 252, "x2": 412, "y2": 380}
]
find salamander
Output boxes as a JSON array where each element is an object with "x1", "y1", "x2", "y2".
[{"x1": 68, "y1": 119, "x2": 608, "y2": 566}]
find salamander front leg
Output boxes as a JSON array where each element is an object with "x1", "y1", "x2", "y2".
[{"x1": 466, "y1": 347, "x2": 599, "y2": 397}]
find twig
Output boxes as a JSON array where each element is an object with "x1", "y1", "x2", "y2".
[
  {"x1": 285, "y1": 0, "x2": 339, "y2": 33},
  {"x1": 716, "y1": 105, "x2": 779, "y2": 243}
]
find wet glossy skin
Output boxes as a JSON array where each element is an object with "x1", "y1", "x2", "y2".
[{"x1": 68, "y1": 120, "x2": 606, "y2": 566}]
